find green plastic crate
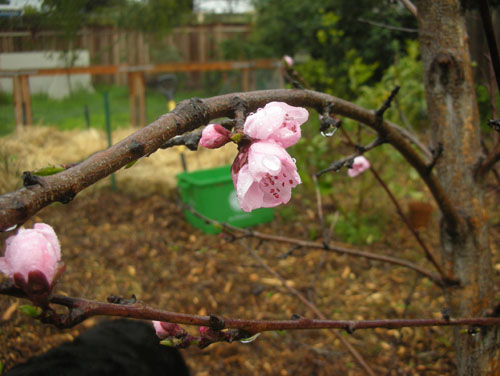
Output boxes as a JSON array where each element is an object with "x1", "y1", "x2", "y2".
[{"x1": 177, "y1": 165, "x2": 274, "y2": 234}]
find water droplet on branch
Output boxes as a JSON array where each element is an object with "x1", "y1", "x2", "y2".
[
  {"x1": 320, "y1": 126, "x2": 338, "y2": 137},
  {"x1": 3, "y1": 224, "x2": 17, "y2": 232},
  {"x1": 240, "y1": 333, "x2": 261, "y2": 343}
]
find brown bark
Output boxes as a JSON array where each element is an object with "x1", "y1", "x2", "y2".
[{"x1": 417, "y1": 0, "x2": 499, "y2": 374}]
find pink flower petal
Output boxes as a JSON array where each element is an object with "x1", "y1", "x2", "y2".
[
  {"x1": 244, "y1": 102, "x2": 308, "y2": 148},
  {"x1": 244, "y1": 105, "x2": 285, "y2": 141},
  {"x1": 153, "y1": 321, "x2": 168, "y2": 339}
]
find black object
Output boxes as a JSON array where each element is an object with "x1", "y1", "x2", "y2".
[
  {"x1": 5, "y1": 319, "x2": 190, "y2": 376},
  {"x1": 148, "y1": 74, "x2": 177, "y2": 101}
]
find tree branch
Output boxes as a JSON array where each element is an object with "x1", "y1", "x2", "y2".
[
  {"x1": 315, "y1": 137, "x2": 385, "y2": 176},
  {"x1": 245, "y1": 242, "x2": 376, "y2": 376},
  {"x1": 478, "y1": 0, "x2": 500, "y2": 95},
  {"x1": 399, "y1": 0, "x2": 418, "y2": 17},
  {"x1": 185, "y1": 205, "x2": 446, "y2": 286},
  {"x1": 357, "y1": 18, "x2": 418, "y2": 33},
  {"x1": 2, "y1": 285, "x2": 500, "y2": 335},
  {"x1": 476, "y1": 147, "x2": 500, "y2": 179},
  {"x1": 0, "y1": 89, "x2": 460, "y2": 235}
]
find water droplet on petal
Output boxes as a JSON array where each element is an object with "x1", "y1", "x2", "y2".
[
  {"x1": 262, "y1": 155, "x2": 281, "y2": 173},
  {"x1": 240, "y1": 333, "x2": 261, "y2": 344}
]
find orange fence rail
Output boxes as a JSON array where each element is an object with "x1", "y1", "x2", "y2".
[{"x1": 0, "y1": 59, "x2": 281, "y2": 128}]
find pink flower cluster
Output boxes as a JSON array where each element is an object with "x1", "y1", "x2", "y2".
[
  {"x1": 201, "y1": 102, "x2": 309, "y2": 212},
  {"x1": 0, "y1": 223, "x2": 61, "y2": 295}
]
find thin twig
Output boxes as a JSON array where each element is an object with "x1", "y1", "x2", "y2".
[
  {"x1": 245, "y1": 242, "x2": 377, "y2": 376},
  {"x1": 280, "y1": 64, "x2": 311, "y2": 90},
  {"x1": 312, "y1": 174, "x2": 329, "y2": 247},
  {"x1": 386, "y1": 274, "x2": 421, "y2": 374},
  {"x1": 357, "y1": 18, "x2": 418, "y2": 33},
  {"x1": 369, "y1": 167, "x2": 447, "y2": 280},
  {"x1": 316, "y1": 137, "x2": 385, "y2": 177},
  {"x1": 185, "y1": 205, "x2": 446, "y2": 286},
  {"x1": 332, "y1": 123, "x2": 449, "y2": 282},
  {"x1": 399, "y1": 0, "x2": 417, "y2": 17},
  {"x1": 2, "y1": 283, "x2": 498, "y2": 333},
  {"x1": 476, "y1": 147, "x2": 500, "y2": 179}
]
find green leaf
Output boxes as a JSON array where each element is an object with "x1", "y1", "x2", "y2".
[
  {"x1": 34, "y1": 165, "x2": 65, "y2": 176},
  {"x1": 160, "y1": 338, "x2": 182, "y2": 347},
  {"x1": 125, "y1": 160, "x2": 138, "y2": 169},
  {"x1": 19, "y1": 305, "x2": 42, "y2": 318},
  {"x1": 230, "y1": 133, "x2": 243, "y2": 143},
  {"x1": 160, "y1": 338, "x2": 174, "y2": 346}
]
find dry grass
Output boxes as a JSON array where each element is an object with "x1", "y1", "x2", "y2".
[{"x1": 0, "y1": 126, "x2": 238, "y2": 196}]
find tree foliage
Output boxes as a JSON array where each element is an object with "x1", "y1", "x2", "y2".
[
  {"x1": 0, "y1": 0, "x2": 193, "y2": 35},
  {"x1": 223, "y1": 0, "x2": 417, "y2": 98}
]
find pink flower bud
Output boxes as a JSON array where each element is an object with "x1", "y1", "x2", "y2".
[
  {"x1": 283, "y1": 55, "x2": 294, "y2": 67},
  {"x1": 348, "y1": 156, "x2": 371, "y2": 178},
  {"x1": 199, "y1": 326, "x2": 210, "y2": 335},
  {"x1": 0, "y1": 223, "x2": 61, "y2": 290},
  {"x1": 200, "y1": 123, "x2": 231, "y2": 149},
  {"x1": 152, "y1": 321, "x2": 186, "y2": 339}
]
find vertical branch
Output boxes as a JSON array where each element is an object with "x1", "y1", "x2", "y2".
[
  {"x1": 368, "y1": 167, "x2": 447, "y2": 279},
  {"x1": 479, "y1": 0, "x2": 500, "y2": 95},
  {"x1": 312, "y1": 175, "x2": 329, "y2": 247},
  {"x1": 399, "y1": 0, "x2": 418, "y2": 17}
]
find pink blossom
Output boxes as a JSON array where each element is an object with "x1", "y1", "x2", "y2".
[
  {"x1": 244, "y1": 102, "x2": 308, "y2": 148},
  {"x1": 283, "y1": 55, "x2": 294, "y2": 67},
  {"x1": 200, "y1": 123, "x2": 231, "y2": 149},
  {"x1": 199, "y1": 326, "x2": 211, "y2": 336},
  {"x1": 348, "y1": 156, "x2": 371, "y2": 178},
  {"x1": 152, "y1": 321, "x2": 186, "y2": 339},
  {"x1": 231, "y1": 141, "x2": 301, "y2": 212},
  {"x1": 0, "y1": 223, "x2": 61, "y2": 288}
]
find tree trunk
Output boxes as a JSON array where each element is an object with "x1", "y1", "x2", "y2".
[{"x1": 417, "y1": 1, "x2": 500, "y2": 374}]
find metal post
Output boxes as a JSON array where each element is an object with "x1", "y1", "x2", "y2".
[{"x1": 104, "y1": 92, "x2": 117, "y2": 190}]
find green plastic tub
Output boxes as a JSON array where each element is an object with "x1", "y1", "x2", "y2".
[{"x1": 177, "y1": 165, "x2": 274, "y2": 234}]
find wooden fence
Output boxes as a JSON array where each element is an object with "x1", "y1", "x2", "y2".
[
  {"x1": 0, "y1": 59, "x2": 281, "y2": 129},
  {"x1": 0, "y1": 24, "x2": 251, "y2": 86}
]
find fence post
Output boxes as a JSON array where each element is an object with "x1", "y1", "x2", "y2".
[
  {"x1": 128, "y1": 71, "x2": 147, "y2": 127},
  {"x1": 12, "y1": 74, "x2": 32, "y2": 129},
  {"x1": 242, "y1": 68, "x2": 249, "y2": 92},
  {"x1": 20, "y1": 75, "x2": 32, "y2": 125}
]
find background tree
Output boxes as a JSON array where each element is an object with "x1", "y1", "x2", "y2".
[
  {"x1": 224, "y1": 0, "x2": 417, "y2": 98},
  {"x1": 417, "y1": 0, "x2": 499, "y2": 374}
]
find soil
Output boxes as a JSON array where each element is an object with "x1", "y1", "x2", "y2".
[{"x1": 2, "y1": 186, "x2": 493, "y2": 376}]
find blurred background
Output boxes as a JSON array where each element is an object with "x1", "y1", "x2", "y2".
[
  {"x1": 0, "y1": 0, "x2": 497, "y2": 134},
  {"x1": 2, "y1": 2, "x2": 500, "y2": 375},
  {"x1": 0, "y1": 0, "x2": 499, "y2": 240}
]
